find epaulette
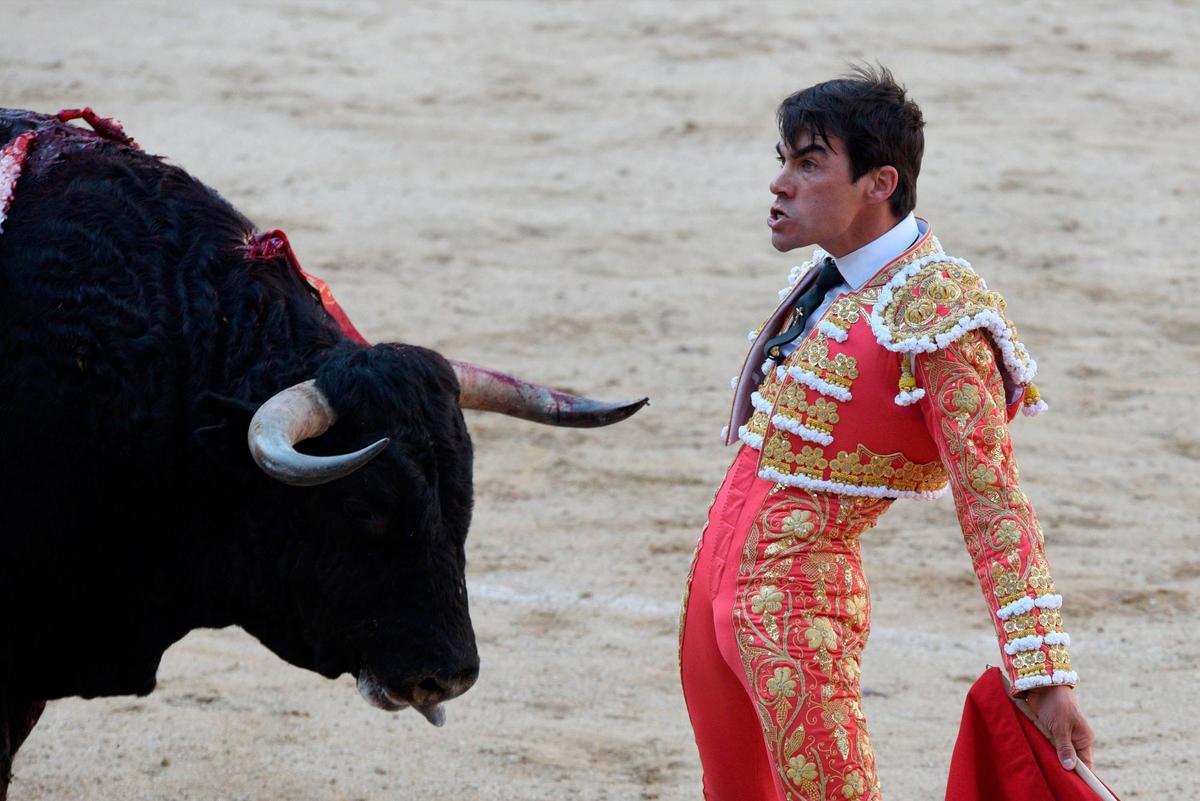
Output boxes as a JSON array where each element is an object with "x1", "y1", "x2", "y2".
[{"x1": 869, "y1": 254, "x2": 1046, "y2": 415}]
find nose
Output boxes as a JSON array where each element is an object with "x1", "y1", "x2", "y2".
[
  {"x1": 769, "y1": 166, "x2": 792, "y2": 198},
  {"x1": 409, "y1": 663, "x2": 480, "y2": 707}
]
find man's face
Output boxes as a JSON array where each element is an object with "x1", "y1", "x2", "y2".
[{"x1": 767, "y1": 132, "x2": 869, "y2": 254}]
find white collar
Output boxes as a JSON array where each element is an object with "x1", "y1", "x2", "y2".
[{"x1": 830, "y1": 212, "x2": 920, "y2": 291}]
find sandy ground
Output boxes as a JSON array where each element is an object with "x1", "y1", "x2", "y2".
[{"x1": 3, "y1": 1, "x2": 1198, "y2": 798}]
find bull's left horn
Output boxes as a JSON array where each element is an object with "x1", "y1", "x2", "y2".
[
  {"x1": 449, "y1": 360, "x2": 648, "y2": 428},
  {"x1": 248, "y1": 379, "x2": 389, "y2": 486}
]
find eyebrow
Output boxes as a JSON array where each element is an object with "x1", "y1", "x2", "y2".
[{"x1": 777, "y1": 142, "x2": 827, "y2": 159}]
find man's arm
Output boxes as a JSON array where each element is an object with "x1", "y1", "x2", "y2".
[{"x1": 914, "y1": 331, "x2": 1093, "y2": 768}]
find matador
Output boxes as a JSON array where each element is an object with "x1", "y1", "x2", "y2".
[{"x1": 678, "y1": 67, "x2": 1094, "y2": 801}]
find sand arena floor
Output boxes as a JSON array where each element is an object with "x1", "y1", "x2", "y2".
[{"x1": 3, "y1": 1, "x2": 1197, "y2": 798}]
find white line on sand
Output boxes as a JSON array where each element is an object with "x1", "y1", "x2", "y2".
[
  {"x1": 468, "y1": 581, "x2": 678, "y2": 619},
  {"x1": 468, "y1": 583, "x2": 992, "y2": 651}
]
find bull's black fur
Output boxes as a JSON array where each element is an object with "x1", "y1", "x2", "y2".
[{"x1": 0, "y1": 111, "x2": 478, "y2": 794}]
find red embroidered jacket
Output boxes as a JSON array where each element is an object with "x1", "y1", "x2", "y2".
[{"x1": 725, "y1": 223, "x2": 1074, "y2": 694}]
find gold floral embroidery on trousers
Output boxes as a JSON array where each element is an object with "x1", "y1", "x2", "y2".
[{"x1": 735, "y1": 487, "x2": 892, "y2": 800}]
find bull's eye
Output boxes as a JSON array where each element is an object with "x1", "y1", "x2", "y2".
[{"x1": 343, "y1": 499, "x2": 388, "y2": 536}]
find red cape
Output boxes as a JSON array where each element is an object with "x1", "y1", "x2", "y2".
[{"x1": 946, "y1": 668, "x2": 1119, "y2": 801}]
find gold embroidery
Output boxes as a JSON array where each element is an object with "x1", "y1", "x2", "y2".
[
  {"x1": 903, "y1": 297, "x2": 937, "y2": 327},
  {"x1": 762, "y1": 431, "x2": 831, "y2": 478},
  {"x1": 767, "y1": 667, "x2": 799, "y2": 699},
  {"x1": 1003, "y1": 613, "x2": 1039, "y2": 640},
  {"x1": 745, "y1": 411, "x2": 770, "y2": 440},
  {"x1": 864, "y1": 235, "x2": 941, "y2": 289},
  {"x1": 1048, "y1": 644, "x2": 1072, "y2": 672},
  {"x1": 735, "y1": 489, "x2": 891, "y2": 801},
  {"x1": 1037, "y1": 609, "x2": 1063, "y2": 631},
  {"x1": 774, "y1": 379, "x2": 814, "y2": 415},
  {"x1": 1027, "y1": 559, "x2": 1057, "y2": 595},
  {"x1": 744, "y1": 363, "x2": 785, "y2": 441},
  {"x1": 794, "y1": 337, "x2": 860, "y2": 389},
  {"x1": 951, "y1": 383, "x2": 981, "y2": 415},
  {"x1": 1013, "y1": 649, "x2": 1047, "y2": 678},
  {"x1": 917, "y1": 330, "x2": 1071, "y2": 688},
  {"x1": 823, "y1": 296, "x2": 862, "y2": 335},
  {"x1": 774, "y1": 383, "x2": 842, "y2": 436},
  {"x1": 806, "y1": 398, "x2": 840, "y2": 433},
  {"x1": 992, "y1": 563, "x2": 1025, "y2": 607},
  {"x1": 752, "y1": 585, "x2": 786, "y2": 615},
  {"x1": 993, "y1": 519, "x2": 1023, "y2": 548},
  {"x1": 924, "y1": 276, "x2": 963, "y2": 303},
  {"x1": 877, "y1": 259, "x2": 1036, "y2": 384},
  {"x1": 825, "y1": 445, "x2": 947, "y2": 493}
]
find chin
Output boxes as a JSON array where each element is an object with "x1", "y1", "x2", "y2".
[{"x1": 771, "y1": 234, "x2": 802, "y2": 252}]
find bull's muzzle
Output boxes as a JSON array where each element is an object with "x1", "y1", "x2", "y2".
[{"x1": 356, "y1": 666, "x2": 478, "y2": 727}]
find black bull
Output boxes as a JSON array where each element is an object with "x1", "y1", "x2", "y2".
[{"x1": 0, "y1": 108, "x2": 645, "y2": 796}]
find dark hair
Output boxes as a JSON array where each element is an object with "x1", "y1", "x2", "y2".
[{"x1": 777, "y1": 65, "x2": 924, "y2": 218}]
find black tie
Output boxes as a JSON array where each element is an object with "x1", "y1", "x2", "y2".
[{"x1": 763, "y1": 257, "x2": 843, "y2": 362}]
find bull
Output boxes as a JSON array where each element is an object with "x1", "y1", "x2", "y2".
[{"x1": 0, "y1": 108, "x2": 646, "y2": 798}]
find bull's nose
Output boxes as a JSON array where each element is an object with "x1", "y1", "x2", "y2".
[{"x1": 410, "y1": 665, "x2": 479, "y2": 707}]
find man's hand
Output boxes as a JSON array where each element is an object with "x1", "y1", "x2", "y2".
[{"x1": 1024, "y1": 685, "x2": 1094, "y2": 770}]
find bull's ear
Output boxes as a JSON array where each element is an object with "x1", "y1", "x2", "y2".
[
  {"x1": 196, "y1": 391, "x2": 260, "y2": 420},
  {"x1": 189, "y1": 392, "x2": 262, "y2": 484}
]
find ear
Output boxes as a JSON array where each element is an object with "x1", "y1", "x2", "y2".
[
  {"x1": 866, "y1": 165, "x2": 899, "y2": 207},
  {"x1": 188, "y1": 392, "x2": 263, "y2": 484}
]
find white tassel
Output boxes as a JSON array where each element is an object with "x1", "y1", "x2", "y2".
[
  {"x1": 770, "y1": 414, "x2": 834, "y2": 446},
  {"x1": 1004, "y1": 634, "x2": 1044, "y2": 655},
  {"x1": 1013, "y1": 671, "x2": 1078, "y2": 692},
  {"x1": 996, "y1": 596, "x2": 1036, "y2": 621},
  {"x1": 1022, "y1": 398, "x2": 1048, "y2": 416},
  {"x1": 786, "y1": 366, "x2": 852, "y2": 402},
  {"x1": 1052, "y1": 670, "x2": 1079, "y2": 685},
  {"x1": 818, "y1": 319, "x2": 849, "y2": 343},
  {"x1": 997, "y1": 593, "x2": 1063, "y2": 621},
  {"x1": 737, "y1": 425, "x2": 764, "y2": 450}
]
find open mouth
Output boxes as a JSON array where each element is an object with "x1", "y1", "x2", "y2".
[
  {"x1": 356, "y1": 669, "x2": 447, "y2": 727},
  {"x1": 768, "y1": 206, "x2": 788, "y2": 228}
]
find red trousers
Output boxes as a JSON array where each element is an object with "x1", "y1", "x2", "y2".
[{"x1": 680, "y1": 446, "x2": 892, "y2": 801}]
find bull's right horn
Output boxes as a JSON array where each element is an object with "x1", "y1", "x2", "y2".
[
  {"x1": 247, "y1": 379, "x2": 389, "y2": 486},
  {"x1": 450, "y1": 360, "x2": 648, "y2": 428}
]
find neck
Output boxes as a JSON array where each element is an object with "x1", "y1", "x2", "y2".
[{"x1": 821, "y1": 210, "x2": 903, "y2": 258}]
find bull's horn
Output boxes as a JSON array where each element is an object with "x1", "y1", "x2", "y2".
[
  {"x1": 247, "y1": 379, "x2": 389, "y2": 486},
  {"x1": 449, "y1": 360, "x2": 648, "y2": 428}
]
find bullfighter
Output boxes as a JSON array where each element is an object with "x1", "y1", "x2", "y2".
[{"x1": 677, "y1": 66, "x2": 1094, "y2": 800}]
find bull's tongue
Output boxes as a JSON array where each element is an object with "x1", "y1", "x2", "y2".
[{"x1": 415, "y1": 703, "x2": 446, "y2": 727}]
